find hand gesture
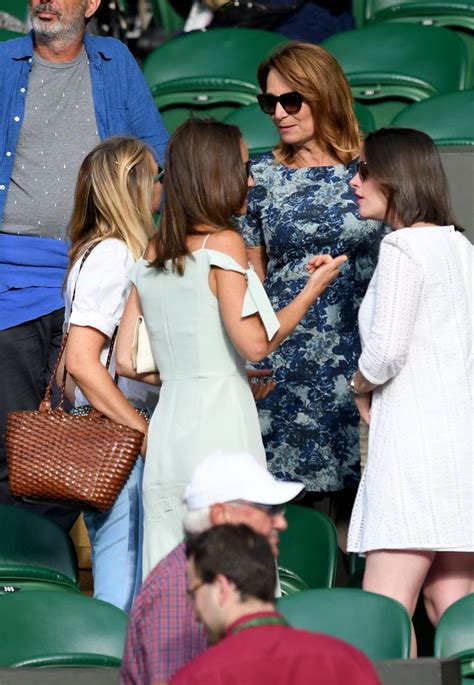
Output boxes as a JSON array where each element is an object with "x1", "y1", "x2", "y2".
[
  {"x1": 306, "y1": 254, "x2": 347, "y2": 297},
  {"x1": 246, "y1": 368, "x2": 276, "y2": 401}
]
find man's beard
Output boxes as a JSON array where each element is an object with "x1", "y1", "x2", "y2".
[{"x1": 30, "y1": 2, "x2": 88, "y2": 41}]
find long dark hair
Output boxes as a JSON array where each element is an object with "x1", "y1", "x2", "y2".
[
  {"x1": 364, "y1": 127, "x2": 462, "y2": 230},
  {"x1": 150, "y1": 118, "x2": 248, "y2": 274}
]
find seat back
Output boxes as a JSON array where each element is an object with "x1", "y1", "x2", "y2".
[
  {"x1": 434, "y1": 593, "x2": 474, "y2": 658},
  {"x1": 391, "y1": 88, "x2": 474, "y2": 145},
  {"x1": 365, "y1": 0, "x2": 474, "y2": 27},
  {"x1": 150, "y1": 0, "x2": 185, "y2": 34},
  {"x1": 224, "y1": 103, "x2": 279, "y2": 156},
  {"x1": 322, "y1": 23, "x2": 469, "y2": 126},
  {"x1": 278, "y1": 587, "x2": 411, "y2": 659},
  {"x1": 278, "y1": 567, "x2": 311, "y2": 596},
  {"x1": 365, "y1": 0, "x2": 474, "y2": 85},
  {"x1": 143, "y1": 28, "x2": 287, "y2": 132},
  {"x1": 277, "y1": 505, "x2": 338, "y2": 590},
  {"x1": 0, "y1": 28, "x2": 25, "y2": 41},
  {"x1": 0, "y1": 504, "x2": 78, "y2": 588},
  {"x1": 0, "y1": 0, "x2": 28, "y2": 22},
  {"x1": 0, "y1": 591, "x2": 127, "y2": 667}
]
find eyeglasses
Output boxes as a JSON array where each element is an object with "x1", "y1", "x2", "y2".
[
  {"x1": 257, "y1": 92, "x2": 304, "y2": 116},
  {"x1": 186, "y1": 580, "x2": 206, "y2": 600},
  {"x1": 154, "y1": 168, "x2": 165, "y2": 184},
  {"x1": 237, "y1": 501, "x2": 286, "y2": 517},
  {"x1": 244, "y1": 160, "x2": 251, "y2": 178},
  {"x1": 357, "y1": 160, "x2": 369, "y2": 181}
]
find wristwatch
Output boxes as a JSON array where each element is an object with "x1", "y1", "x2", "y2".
[{"x1": 348, "y1": 377, "x2": 365, "y2": 396}]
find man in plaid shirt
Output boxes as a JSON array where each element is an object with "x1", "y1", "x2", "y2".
[{"x1": 120, "y1": 450, "x2": 304, "y2": 684}]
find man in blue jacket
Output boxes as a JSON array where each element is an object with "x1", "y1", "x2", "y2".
[{"x1": 0, "y1": 0, "x2": 168, "y2": 529}]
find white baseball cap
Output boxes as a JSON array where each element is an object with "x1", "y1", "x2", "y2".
[{"x1": 184, "y1": 450, "x2": 304, "y2": 510}]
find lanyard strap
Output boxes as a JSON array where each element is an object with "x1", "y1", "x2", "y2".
[{"x1": 231, "y1": 615, "x2": 288, "y2": 635}]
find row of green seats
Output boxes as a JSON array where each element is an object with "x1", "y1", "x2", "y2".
[
  {"x1": 226, "y1": 88, "x2": 474, "y2": 158},
  {"x1": 354, "y1": 0, "x2": 474, "y2": 94},
  {"x1": 142, "y1": 23, "x2": 471, "y2": 135}
]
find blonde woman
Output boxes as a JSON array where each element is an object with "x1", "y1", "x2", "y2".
[
  {"x1": 61, "y1": 136, "x2": 160, "y2": 611},
  {"x1": 242, "y1": 42, "x2": 385, "y2": 513}
]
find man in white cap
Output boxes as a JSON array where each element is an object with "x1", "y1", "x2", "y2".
[{"x1": 121, "y1": 450, "x2": 304, "y2": 685}]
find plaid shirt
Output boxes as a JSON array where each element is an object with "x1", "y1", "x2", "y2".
[{"x1": 120, "y1": 542, "x2": 207, "y2": 685}]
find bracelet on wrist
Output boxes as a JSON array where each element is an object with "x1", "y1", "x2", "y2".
[{"x1": 348, "y1": 377, "x2": 367, "y2": 396}]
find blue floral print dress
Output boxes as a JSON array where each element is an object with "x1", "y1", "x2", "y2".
[{"x1": 241, "y1": 154, "x2": 385, "y2": 492}]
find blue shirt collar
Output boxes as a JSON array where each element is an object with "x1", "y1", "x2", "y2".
[{"x1": 10, "y1": 30, "x2": 112, "y2": 63}]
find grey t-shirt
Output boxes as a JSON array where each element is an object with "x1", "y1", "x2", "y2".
[{"x1": 2, "y1": 48, "x2": 99, "y2": 240}]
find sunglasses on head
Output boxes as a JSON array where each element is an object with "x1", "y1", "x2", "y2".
[
  {"x1": 357, "y1": 160, "x2": 369, "y2": 181},
  {"x1": 257, "y1": 91, "x2": 304, "y2": 116}
]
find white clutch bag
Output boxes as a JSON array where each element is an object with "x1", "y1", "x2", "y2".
[{"x1": 131, "y1": 316, "x2": 158, "y2": 374}]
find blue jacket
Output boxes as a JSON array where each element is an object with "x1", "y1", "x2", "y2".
[{"x1": 0, "y1": 32, "x2": 169, "y2": 329}]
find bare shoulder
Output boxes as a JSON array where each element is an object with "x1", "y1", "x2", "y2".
[{"x1": 206, "y1": 229, "x2": 248, "y2": 269}]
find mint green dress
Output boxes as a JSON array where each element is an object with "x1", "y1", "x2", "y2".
[{"x1": 129, "y1": 246, "x2": 280, "y2": 578}]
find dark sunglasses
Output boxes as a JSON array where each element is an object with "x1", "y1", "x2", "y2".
[
  {"x1": 357, "y1": 160, "x2": 369, "y2": 181},
  {"x1": 257, "y1": 91, "x2": 304, "y2": 116}
]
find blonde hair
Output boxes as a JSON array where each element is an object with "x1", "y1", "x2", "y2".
[
  {"x1": 67, "y1": 136, "x2": 156, "y2": 275},
  {"x1": 257, "y1": 41, "x2": 361, "y2": 166}
]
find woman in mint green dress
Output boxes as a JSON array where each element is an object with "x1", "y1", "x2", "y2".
[{"x1": 116, "y1": 119, "x2": 346, "y2": 577}]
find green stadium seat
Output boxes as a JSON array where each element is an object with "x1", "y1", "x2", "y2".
[
  {"x1": 223, "y1": 103, "x2": 279, "y2": 156},
  {"x1": 0, "y1": 591, "x2": 127, "y2": 667},
  {"x1": 0, "y1": 29, "x2": 25, "y2": 41},
  {"x1": 277, "y1": 505, "x2": 338, "y2": 590},
  {"x1": 0, "y1": 0, "x2": 28, "y2": 22},
  {"x1": 353, "y1": 0, "x2": 368, "y2": 26},
  {"x1": 143, "y1": 28, "x2": 287, "y2": 133},
  {"x1": 365, "y1": 0, "x2": 474, "y2": 28},
  {"x1": 150, "y1": 0, "x2": 185, "y2": 34},
  {"x1": 354, "y1": 101, "x2": 377, "y2": 133},
  {"x1": 364, "y1": 0, "x2": 474, "y2": 85},
  {"x1": 223, "y1": 101, "x2": 375, "y2": 157},
  {"x1": 0, "y1": 504, "x2": 79, "y2": 592},
  {"x1": 391, "y1": 88, "x2": 474, "y2": 145},
  {"x1": 278, "y1": 587, "x2": 411, "y2": 659},
  {"x1": 322, "y1": 23, "x2": 470, "y2": 127},
  {"x1": 435, "y1": 594, "x2": 474, "y2": 656},
  {"x1": 435, "y1": 594, "x2": 474, "y2": 681},
  {"x1": 278, "y1": 567, "x2": 311, "y2": 596}
]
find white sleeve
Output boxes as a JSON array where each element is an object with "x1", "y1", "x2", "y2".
[
  {"x1": 359, "y1": 234, "x2": 423, "y2": 385},
  {"x1": 69, "y1": 240, "x2": 135, "y2": 338}
]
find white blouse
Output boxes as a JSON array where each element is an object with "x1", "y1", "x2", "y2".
[{"x1": 64, "y1": 238, "x2": 159, "y2": 410}]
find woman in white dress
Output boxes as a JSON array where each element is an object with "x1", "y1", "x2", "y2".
[
  {"x1": 346, "y1": 127, "x2": 473, "y2": 655},
  {"x1": 116, "y1": 118, "x2": 347, "y2": 577}
]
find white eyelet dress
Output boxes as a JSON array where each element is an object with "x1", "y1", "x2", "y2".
[
  {"x1": 348, "y1": 227, "x2": 473, "y2": 554},
  {"x1": 129, "y1": 247, "x2": 280, "y2": 578}
]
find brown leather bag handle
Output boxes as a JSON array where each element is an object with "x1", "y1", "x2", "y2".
[{"x1": 41, "y1": 243, "x2": 118, "y2": 411}]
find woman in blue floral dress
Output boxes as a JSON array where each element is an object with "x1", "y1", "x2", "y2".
[{"x1": 242, "y1": 42, "x2": 385, "y2": 496}]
